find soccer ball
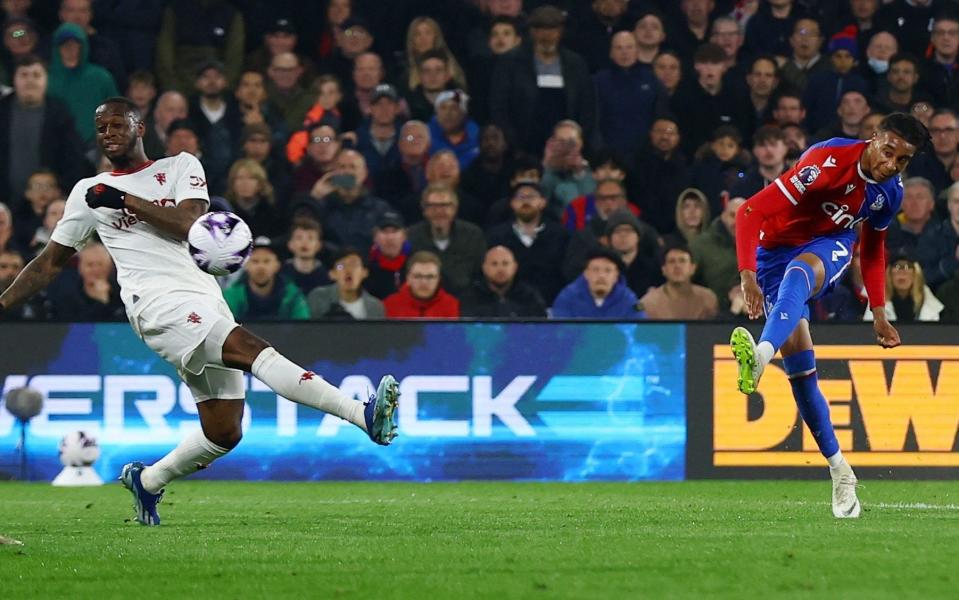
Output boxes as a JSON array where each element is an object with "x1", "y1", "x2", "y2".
[
  {"x1": 58, "y1": 431, "x2": 100, "y2": 467},
  {"x1": 188, "y1": 211, "x2": 253, "y2": 276}
]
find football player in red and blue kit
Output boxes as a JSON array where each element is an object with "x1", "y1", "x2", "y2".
[{"x1": 729, "y1": 113, "x2": 930, "y2": 518}]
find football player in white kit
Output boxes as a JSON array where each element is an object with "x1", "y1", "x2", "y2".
[{"x1": 0, "y1": 98, "x2": 400, "y2": 525}]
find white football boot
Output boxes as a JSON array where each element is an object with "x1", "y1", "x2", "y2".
[{"x1": 830, "y1": 461, "x2": 861, "y2": 518}]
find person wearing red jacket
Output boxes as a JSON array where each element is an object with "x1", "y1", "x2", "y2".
[
  {"x1": 384, "y1": 250, "x2": 459, "y2": 318},
  {"x1": 729, "y1": 113, "x2": 929, "y2": 519}
]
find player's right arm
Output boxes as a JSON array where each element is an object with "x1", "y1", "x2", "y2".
[{"x1": 0, "y1": 241, "x2": 76, "y2": 314}]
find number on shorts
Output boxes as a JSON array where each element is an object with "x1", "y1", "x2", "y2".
[{"x1": 831, "y1": 241, "x2": 849, "y2": 262}]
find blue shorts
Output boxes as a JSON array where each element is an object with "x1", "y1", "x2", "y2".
[{"x1": 756, "y1": 233, "x2": 855, "y2": 319}]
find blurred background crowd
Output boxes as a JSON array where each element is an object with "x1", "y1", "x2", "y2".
[{"x1": 1, "y1": 0, "x2": 958, "y2": 323}]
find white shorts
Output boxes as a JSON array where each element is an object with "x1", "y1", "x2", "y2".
[{"x1": 130, "y1": 293, "x2": 245, "y2": 402}]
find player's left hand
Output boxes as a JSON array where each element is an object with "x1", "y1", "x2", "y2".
[
  {"x1": 872, "y1": 315, "x2": 901, "y2": 349},
  {"x1": 85, "y1": 183, "x2": 127, "y2": 210}
]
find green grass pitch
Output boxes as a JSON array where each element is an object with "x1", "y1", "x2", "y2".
[{"x1": 2, "y1": 481, "x2": 958, "y2": 599}]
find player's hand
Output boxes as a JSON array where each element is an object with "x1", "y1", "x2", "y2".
[
  {"x1": 740, "y1": 271, "x2": 764, "y2": 320},
  {"x1": 872, "y1": 311, "x2": 901, "y2": 348},
  {"x1": 85, "y1": 183, "x2": 126, "y2": 210}
]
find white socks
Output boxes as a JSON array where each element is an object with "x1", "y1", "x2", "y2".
[
  {"x1": 251, "y1": 347, "x2": 366, "y2": 430},
  {"x1": 756, "y1": 341, "x2": 775, "y2": 368},
  {"x1": 826, "y1": 450, "x2": 846, "y2": 469},
  {"x1": 140, "y1": 430, "x2": 229, "y2": 494}
]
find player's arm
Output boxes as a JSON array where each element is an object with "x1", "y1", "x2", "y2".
[
  {"x1": 860, "y1": 223, "x2": 900, "y2": 348},
  {"x1": 123, "y1": 195, "x2": 206, "y2": 241},
  {"x1": 0, "y1": 241, "x2": 76, "y2": 314}
]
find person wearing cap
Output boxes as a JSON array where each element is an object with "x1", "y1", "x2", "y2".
[
  {"x1": 604, "y1": 208, "x2": 664, "y2": 299},
  {"x1": 47, "y1": 22, "x2": 118, "y2": 145},
  {"x1": 802, "y1": 27, "x2": 869, "y2": 134},
  {"x1": 459, "y1": 245, "x2": 547, "y2": 318},
  {"x1": 307, "y1": 247, "x2": 384, "y2": 320},
  {"x1": 223, "y1": 237, "x2": 310, "y2": 321},
  {"x1": 489, "y1": 4, "x2": 597, "y2": 155},
  {"x1": 366, "y1": 210, "x2": 410, "y2": 299},
  {"x1": 487, "y1": 180, "x2": 568, "y2": 304},
  {"x1": 189, "y1": 60, "x2": 243, "y2": 196},
  {"x1": 864, "y1": 249, "x2": 943, "y2": 322},
  {"x1": 690, "y1": 196, "x2": 745, "y2": 311},
  {"x1": 356, "y1": 83, "x2": 403, "y2": 181},
  {"x1": 428, "y1": 89, "x2": 480, "y2": 170},
  {"x1": 244, "y1": 16, "x2": 316, "y2": 83},
  {"x1": 58, "y1": 0, "x2": 126, "y2": 91},
  {"x1": 383, "y1": 250, "x2": 460, "y2": 319},
  {"x1": 639, "y1": 244, "x2": 718, "y2": 320},
  {"x1": 550, "y1": 246, "x2": 641, "y2": 319},
  {"x1": 0, "y1": 54, "x2": 89, "y2": 205},
  {"x1": 154, "y1": 0, "x2": 244, "y2": 94}
]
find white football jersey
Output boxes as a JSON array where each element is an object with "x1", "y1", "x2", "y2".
[{"x1": 50, "y1": 152, "x2": 222, "y2": 316}]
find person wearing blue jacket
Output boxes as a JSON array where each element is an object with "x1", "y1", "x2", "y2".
[{"x1": 550, "y1": 247, "x2": 642, "y2": 319}]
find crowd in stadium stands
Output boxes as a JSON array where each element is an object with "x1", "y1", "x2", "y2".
[{"x1": 2, "y1": 0, "x2": 959, "y2": 323}]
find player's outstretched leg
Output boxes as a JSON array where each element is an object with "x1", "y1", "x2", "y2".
[
  {"x1": 224, "y1": 328, "x2": 399, "y2": 445},
  {"x1": 783, "y1": 345, "x2": 859, "y2": 518}
]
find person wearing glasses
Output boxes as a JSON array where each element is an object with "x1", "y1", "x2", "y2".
[
  {"x1": 864, "y1": 249, "x2": 943, "y2": 322},
  {"x1": 383, "y1": 250, "x2": 460, "y2": 318}
]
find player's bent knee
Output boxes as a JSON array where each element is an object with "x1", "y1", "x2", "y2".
[
  {"x1": 221, "y1": 327, "x2": 271, "y2": 371},
  {"x1": 794, "y1": 253, "x2": 826, "y2": 293},
  {"x1": 204, "y1": 422, "x2": 242, "y2": 450}
]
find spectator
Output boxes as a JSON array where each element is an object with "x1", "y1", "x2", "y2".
[
  {"x1": 771, "y1": 89, "x2": 807, "y2": 127},
  {"x1": 541, "y1": 120, "x2": 594, "y2": 209},
  {"x1": 744, "y1": 55, "x2": 780, "y2": 138},
  {"x1": 244, "y1": 17, "x2": 315, "y2": 84},
  {"x1": 281, "y1": 218, "x2": 331, "y2": 296},
  {"x1": 301, "y1": 149, "x2": 390, "y2": 251},
  {"x1": 690, "y1": 125, "x2": 751, "y2": 214},
  {"x1": 631, "y1": 117, "x2": 691, "y2": 235},
  {"x1": 405, "y1": 49, "x2": 457, "y2": 123},
  {"x1": 47, "y1": 23, "x2": 119, "y2": 147},
  {"x1": 223, "y1": 237, "x2": 309, "y2": 321},
  {"x1": 490, "y1": 4, "x2": 597, "y2": 155},
  {"x1": 864, "y1": 251, "x2": 943, "y2": 322},
  {"x1": 400, "y1": 16, "x2": 467, "y2": 94},
  {"x1": 710, "y1": 16, "x2": 746, "y2": 77},
  {"x1": 240, "y1": 122, "x2": 291, "y2": 205},
  {"x1": 919, "y1": 14, "x2": 959, "y2": 108},
  {"x1": 874, "y1": 53, "x2": 930, "y2": 114},
  {"x1": 291, "y1": 122, "x2": 340, "y2": 199},
  {"x1": 58, "y1": 0, "x2": 126, "y2": 91},
  {"x1": 459, "y1": 245, "x2": 547, "y2": 318},
  {"x1": 466, "y1": 15, "x2": 523, "y2": 124},
  {"x1": 164, "y1": 118, "x2": 201, "y2": 159},
  {"x1": 314, "y1": 0, "x2": 351, "y2": 62},
  {"x1": 321, "y1": 16, "x2": 375, "y2": 91},
  {"x1": 908, "y1": 109, "x2": 958, "y2": 195},
  {"x1": 935, "y1": 271, "x2": 959, "y2": 322},
  {"x1": 743, "y1": 0, "x2": 803, "y2": 60},
  {"x1": 670, "y1": 43, "x2": 750, "y2": 158},
  {"x1": 814, "y1": 90, "x2": 870, "y2": 141},
  {"x1": 910, "y1": 100, "x2": 934, "y2": 129},
  {"x1": 429, "y1": 89, "x2": 479, "y2": 170},
  {"x1": 465, "y1": 0, "x2": 523, "y2": 60},
  {"x1": 846, "y1": 0, "x2": 881, "y2": 49},
  {"x1": 383, "y1": 250, "x2": 460, "y2": 318},
  {"x1": 634, "y1": 11, "x2": 667, "y2": 67},
  {"x1": 782, "y1": 122, "x2": 808, "y2": 156},
  {"x1": 126, "y1": 70, "x2": 157, "y2": 124},
  {"x1": 917, "y1": 182, "x2": 959, "y2": 290},
  {"x1": 551, "y1": 247, "x2": 640, "y2": 319},
  {"x1": 461, "y1": 124, "x2": 512, "y2": 215},
  {"x1": 365, "y1": 210, "x2": 409, "y2": 300},
  {"x1": 234, "y1": 70, "x2": 288, "y2": 146},
  {"x1": 729, "y1": 125, "x2": 788, "y2": 202},
  {"x1": 0, "y1": 55, "x2": 88, "y2": 206},
  {"x1": 189, "y1": 60, "x2": 243, "y2": 195},
  {"x1": 343, "y1": 52, "x2": 396, "y2": 124},
  {"x1": 284, "y1": 74, "x2": 348, "y2": 166},
  {"x1": 887, "y1": 177, "x2": 938, "y2": 255},
  {"x1": 860, "y1": 31, "x2": 898, "y2": 96},
  {"x1": 672, "y1": 0, "x2": 715, "y2": 62},
  {"x1": 639, "y1": 245, "x2": 719, "y2": 320},
  {"x1": 48, "y1": 242, "x2": 124, "y2": 321},
  {"x1": 12, "y1": 169, "x2": 61, "y2": 251},
  {"x1": 858, "y1": 111, "x2": 886, "y2": 141},
  {"x1": 566, "y1": 0, "x2": 634, "y2": 73},
  {"x1": 487, "y1": 181, "x2": 568, "y2": 304},
  {"x1": 375, "y1": 120, "x2": 430, "y2": 220},
  {"x1": 24, "y1": 196, "x2": 63, "y2": 258},
  {"x1": 594, "y1": 31, "x2": 667, "y2": 160},
  {"x1": 154, "y1": 0, "x2": 244, "y2": 94},
  {"x1": 1, "y1": 17, "x2": 40, "y2": 83},
  {"x1": 484, "y1": 154, "x2": 543, "y2": 227},
  {"x1": 803, "y1": 28, "x2": 869, "y2": 134},
  {"x1": 266, "y1": 52, "x2": 314, "y2": 133},
  {"x1": 407, "y1": 182, "x2": 486, "y2": 296},
  {"x1": 355, "y1": 83, "x2": 402, "y2": 182},
  {"x1": 143, "y1": 90, "x2": 188, "y2": 159},
  {"x1": 662, "y1": 188, "x2": 711, "y2": 248},
  {"x1": 605, "y1": 208, "x2": 663, "y2": 299},
  {"x1": 224, "y1": 159, "x2": 286, "y2": 239},
  {"x1": 876, "y1": 0, "x2": 934, "y2": 57},
  {"x1": 779, "y1": 18, "x2": 827, "y2": 93},
  {"x1": 0, "y1": 248, "x2": 35, "y2": 319},
  {"x1": 652, "y1": 50, "x2": 682, "y2": 97},
  {"x1": 563, "y1": 152, "x2": 638, "y2": 232},
  {"x1": 307, "y1": 247, "x2": 384, "y2": 320},
  {"x1": 690, "y1": 196, "x2": 745, "y2": 310}
]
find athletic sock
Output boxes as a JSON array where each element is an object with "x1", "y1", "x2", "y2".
[
  {"x1": 251, "y1": 347, "x2": 366, "y2": 430},
  {"x1": 783, "y1": 350, "x2": 839, "y2": 460},
  {"x1": 757, "y1": 260, "x2": 816, "y2": 364},
  {"x1": 826, "y1": 450, "x2": 846, "y2": 469},
  {"x1": 140, "y1": 430, "x2": 229, "y2": 494}
]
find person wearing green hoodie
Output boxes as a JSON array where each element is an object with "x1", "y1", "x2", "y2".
[{"x1": 47, "y1": 22, "x2": 118, "y2": 147}]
